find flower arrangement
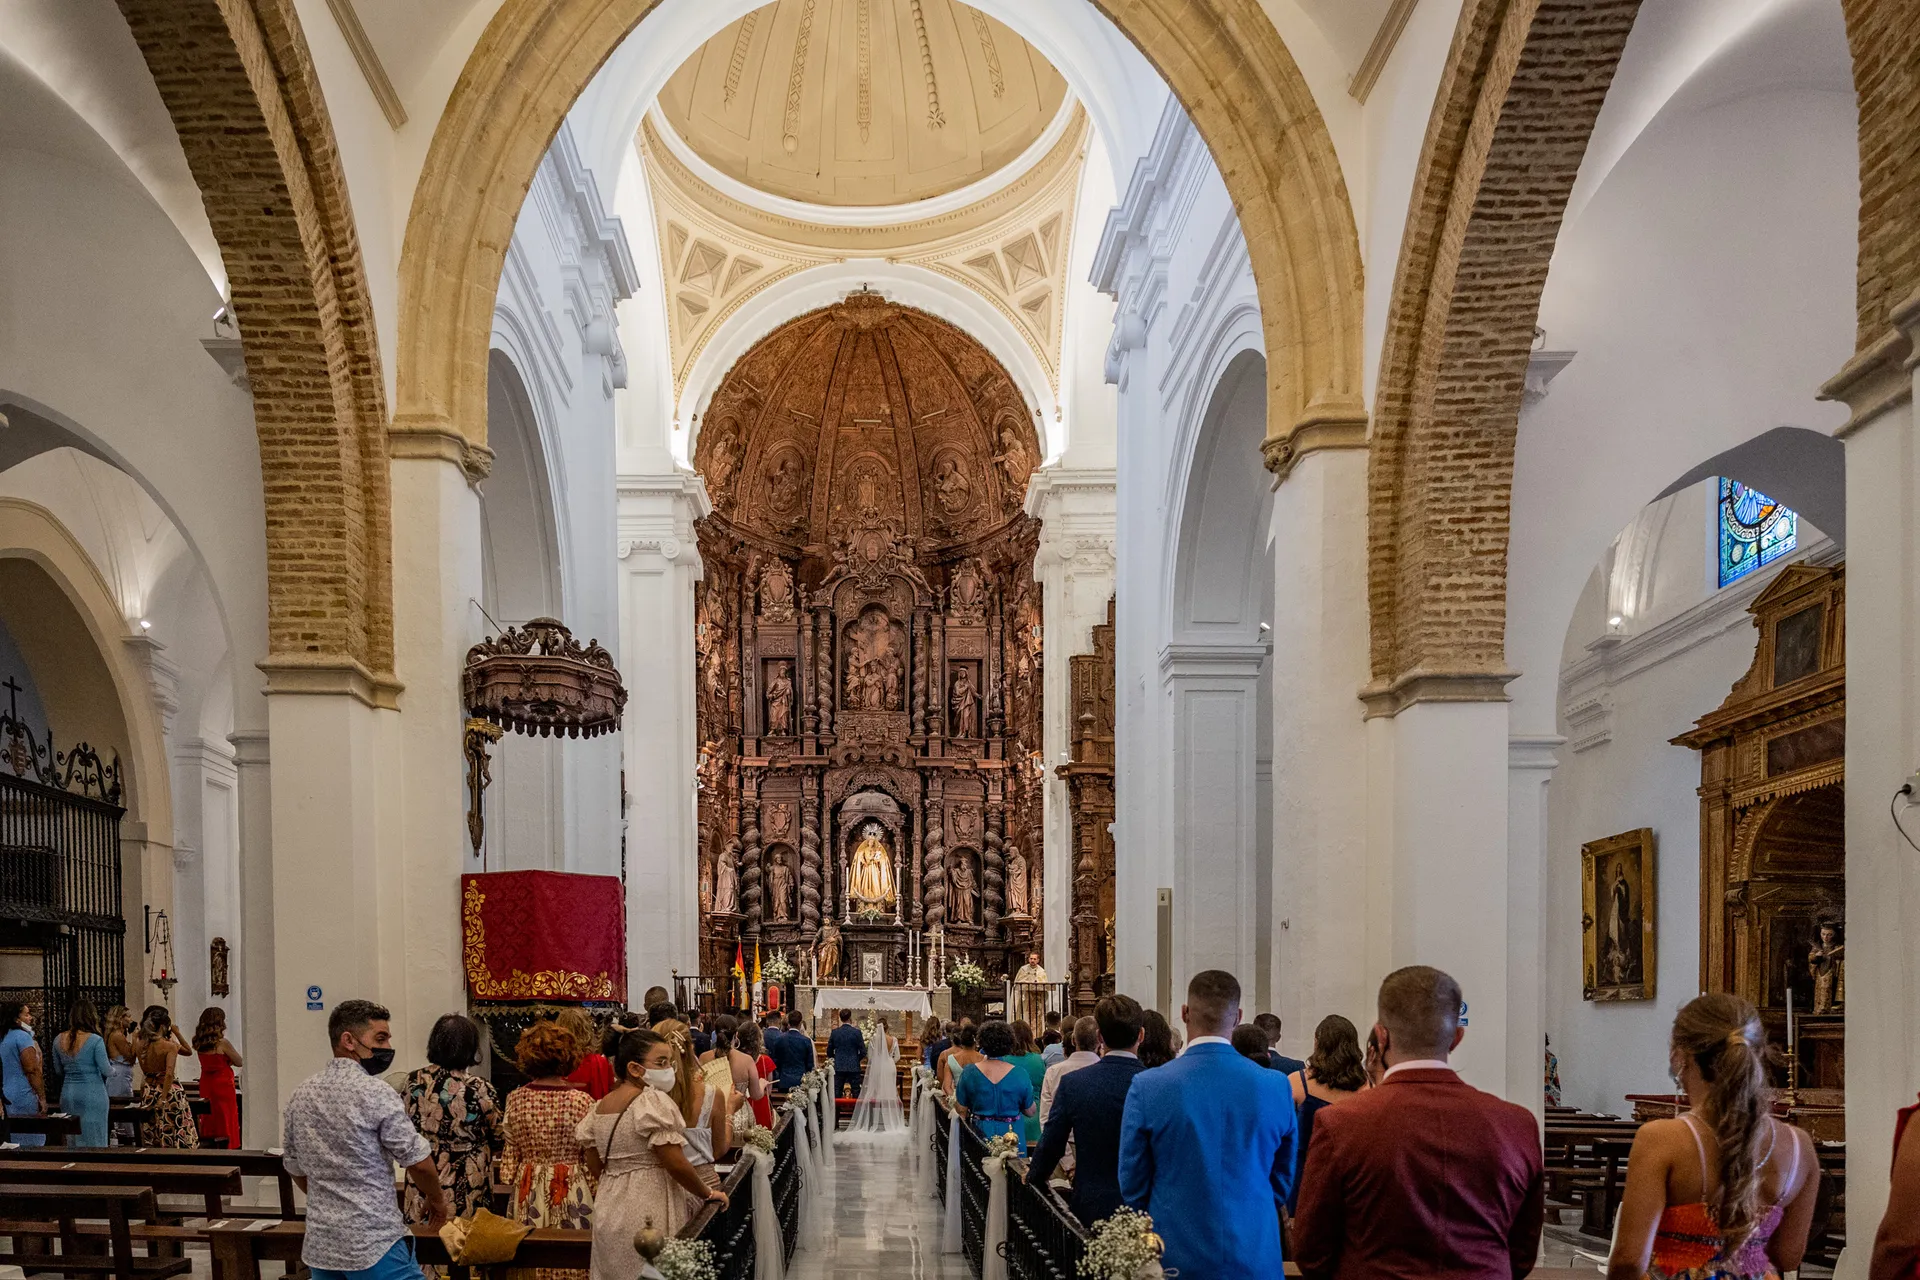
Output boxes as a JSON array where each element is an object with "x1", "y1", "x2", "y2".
[
  {"x1": 946, "y1": 960, "x2": 989, "y2": 994},
  {"x1": 984, "y1": 1130, "x2": 1020, "y2": 1161},
  {"x1": 653, "y1": 1238, "x2": 718, "y2": 1280},
  {"x1": 1078, "y1": 1208, "x2": 1166, "y2": 1280},
  {"x1": 763, "y1": 950, "x2": 797, "y2": 987},
  {"x1": 736, "y1": 1119, "x2": 776, "y2": 1154}
]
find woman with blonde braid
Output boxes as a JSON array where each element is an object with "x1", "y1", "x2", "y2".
[
  {"x1": 654, "y1": 1019, "x2": 728, "y2": 1188},
  {"x1": 1608, "y1": 995, "x2": 1819, "y2": 1280}
]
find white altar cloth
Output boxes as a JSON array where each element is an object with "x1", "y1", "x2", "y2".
[{"x1": 812, "y1": 986, "x2": 933, "y2": 1017}]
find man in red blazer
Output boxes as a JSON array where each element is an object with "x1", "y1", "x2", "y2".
[{"x1": 1293, "y1": 966, "x2": 1544, "y2": 1280}]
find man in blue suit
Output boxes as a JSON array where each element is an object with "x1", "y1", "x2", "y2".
[
  {"x1": 826, "y1": 1008, "x2": 867, "y2": 1100},
  {"x1": 1118, "y1": 970, "x2": 1296, "y2": 1280},
  {"x1": 767, "y1": 1009, "x2": 814, "y2": 1091},
  {"x1": 1028, "y1": 993, "x2": 1148, "y2": 1227}
]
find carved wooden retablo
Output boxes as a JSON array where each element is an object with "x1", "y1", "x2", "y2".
[{"x1": 692, "y1": 296, "x2": 1045, "y2": 985}]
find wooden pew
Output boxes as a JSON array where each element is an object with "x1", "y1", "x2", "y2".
[
  {"x1": 0, "y1": 1185, "x2": 193, "y2": 1280},
  {"x1": 204, "y1": 1220, "x2": 594, "y2": 1280},
  {"x1": 1, "y1": 1113, "x2": 83, "y2": 1146},
  {"x1": 0, "y1": 1160, "x2": 243, "y2": 1219},
  {"x1": 0, "y1": 1146, "x2": 300, "y2": 1218}
]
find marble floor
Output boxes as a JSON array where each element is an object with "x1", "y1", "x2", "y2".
[{"x1": 786, "y1": 1130, "x2": 972, "y2": 1280}]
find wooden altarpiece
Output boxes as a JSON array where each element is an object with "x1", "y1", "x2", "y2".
[
  {"x1": 692, "y1": 295, "x2": 1046, "y2": 992},
  {"x1": 1057, "y1": 597, "x2": 1115, "y2": 1014},
  {"x1": 1674, "y1": 563, "x2": 1845, "y2": 1098}
]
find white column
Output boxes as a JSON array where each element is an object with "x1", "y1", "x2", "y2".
[
  {"x1": 617, "y1": 471, "x2": 709, "y2": 992},
  {"x1": 229, "y1": 726, "x2": 276, "y2": 1149},
  {"x1": 1267, "y1": 446, "x2": 1370, "y2": 1059},
  {"x1": 1026, "y1": 469, "x2": 1116, "y2": 981},
  {"x1": 1508, "y1": 735, "x2": 1564, "y2": 1123},
  {"x1": 1821, "y1": 295, "x2": 1920, "y2": 1280}
]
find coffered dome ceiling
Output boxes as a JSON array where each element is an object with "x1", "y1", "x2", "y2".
[{"x1": 658, "y1": 0, "x2": 1070, "y2": 207}]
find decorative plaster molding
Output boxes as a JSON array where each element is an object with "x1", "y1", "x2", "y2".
[
  {"x1": 258, "y1": 654, "x2": 403, "y2": 710},
  {"x1": 1260, "y1": 415, "x2": 1369, "y2": 482},
  {"x1": 1159, "y1": 642, "x2": 1269, "y2": 682},
  {"x1": 1359, "y1": 669, "x2": 1518, "y2": 719},
  {"x1": 1350, "y1": 0, "x2": 1422, "y2": 104},
  {"x1": 1508, "y1": 733, "x2": 1569, "y2": 774},
  {"x1": 122, "y1": 634, "x2": 180, "y2": 738},
  {"x1": 323, "y1": 0, "x2": 407, "y2": 129},
  {"x1": 1820, "y1": 285, "x2": 1920, "y2": 436},
  {"x1": 226, "y1": 729, "x2": 269, "y2": 767},
  {"x1": 1562, "y1": 689, "x2": 1615, "y2": 753},
  {"x1": 1523, "y1": 349, "x2": 1576, "y2": 408},
  {"x1": 200, "y1": 337, "x2": 250, "y2": 392},
  {"x1": 389, "y1": 420, "x2": 494, "y2": 483}
]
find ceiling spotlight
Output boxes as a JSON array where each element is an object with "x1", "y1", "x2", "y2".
[
  {"x1": 139, "y1": 619, "x2": 152, "y2": 631},
  {"x1": 1608, "y1": 615, "x2": 1624, "y2": 628}
]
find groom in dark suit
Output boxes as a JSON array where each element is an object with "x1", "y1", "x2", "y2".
[
  {"x1": 1028, "y1": 993, "x2": 1148, "y2": 1226},
  {"x1": 826, "y1": 1008, "x2": 867, "y2": 1100},
  {"x1": 1118, "y1": 970, "x2": 1296, "y2": 1280}
]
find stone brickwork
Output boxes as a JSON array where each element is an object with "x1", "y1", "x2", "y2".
[
  {"x1": 116, "y1": 0, "x2": 394, "y2": 681},
  {"x1": 1366, "y1": 0, "x2": 1642, "y2": 714},
  {"x1": 1843, "y1": 0, "x2": 1920, "y2": 349},
  {"x1": 397, "y1": 0, "x2": 1365, "y2": 471}
]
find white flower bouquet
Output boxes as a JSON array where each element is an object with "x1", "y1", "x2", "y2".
[
  {"x1": 736, "y1": 1119, "x2": 777, "y2": 1154},
  {"x1": 1078, "y1": 1207, "x2": 1166, "y2": 1280},
  {"x1": 654, "y1": 1238, "x2": 718, "y2": 1280},
  {"x1": 984, "y1": 1130, "x2": 1020, "y2": 1161},
  {"x1": 947, "y1": 959, "x2": 989, "y2": 994},
  {"x1": 763, "y1": 951, "x2": 797, "y2": 987}
]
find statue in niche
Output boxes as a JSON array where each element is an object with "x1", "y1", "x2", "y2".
[
  {"x1": 704, "y1": 428, "x2": 739, "y2": 496},
  {"x1": 845, "y1": 610, "x2": 904, "y2": 711},
  {"x1": 931, "y1": 452, "x2": 971, "y2": 514},
  {"x1": 767, "y1": 451, "x2": 806, "y2": 516},
  {"x1": 994, "y1": 421, "x2": 1032, "y2": 492},
  {"x1": 1809, "y1": 915, "x2": 1845, "y2": 1013},
  {"x1": 1005, "y1": 843, "x2": 1029, "y2": 916},
  {"x1": 713, "y1": 847, "x2": 739, "y2": 915},
  {"x1": 950, "y1": 666, "x2": 979, "y2": 737},
  {"x1": 765, "y1": 662, "x2": 794, "y2": 735},
  {"x1": 848, "y1": 821, "x2": 896, "y2": 908},
  {"x1": 769, "y1": 854, "x2": 793, "y2": 922},
  {"x1": 950, "y1": 854, "x2": 977, "y2": 925},
  {"x1": 816, "y1": 920, "x2": 842, "y2": 981}
]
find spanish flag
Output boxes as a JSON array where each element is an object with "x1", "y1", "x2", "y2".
[{"x1": 733, "y1": 941, "x2": 747, "y2": 1007}]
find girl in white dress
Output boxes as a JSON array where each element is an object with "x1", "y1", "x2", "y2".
[
  {"x1": 841, "y1": 1020, "x2": 907, "y2": 1139},
  {"x1": 577, "y1": 1030, "x2": 729, "y2": 1280}
]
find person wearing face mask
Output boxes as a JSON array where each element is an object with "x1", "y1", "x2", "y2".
[
  {"x1": 281, "y1": 999, "x2": 453, "y2": 1280},
  {"x1": 1, "y1": 1000, "x2": 46, "y2": 1146},
  {"x1": 577, "y1": 1030, "x2": 729, "y2": 1280}
]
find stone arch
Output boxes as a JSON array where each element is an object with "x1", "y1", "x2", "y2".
[
  {"x1": 395, "y1": 0, "x2": 1364, "y2": 472},
  {"x1": 113, "y1": 0, "x2": 395, "y2": 694}
]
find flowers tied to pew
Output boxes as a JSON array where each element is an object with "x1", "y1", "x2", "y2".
[
  {"x1": 650, "y1": 1238, "x2": 718, "y2": 1280},
  {"x1": 735, "y1": 1119, "x2": 777, "y2": 1154},
  {"x1": 1079, "y1": 1208, "x2": 1168, "y2": 1280}
]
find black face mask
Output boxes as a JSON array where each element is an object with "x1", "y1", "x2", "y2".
[{"x1": 356, "y1": 1041, "x2": 396, "y2": 1075}]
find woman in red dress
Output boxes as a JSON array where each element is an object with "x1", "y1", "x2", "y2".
[
  {"x1": 190, "y1": 1006, "x2": 242, "y2": 1149},
  {"x1": 556, "y1": 1008, "x2": 613, "y2": 1100},
  {"x1": 733, "y1": 1021, "x2": 776, "y2": 1128}
]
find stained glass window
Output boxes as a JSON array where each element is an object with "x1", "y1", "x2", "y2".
[{"x1": 1717, "y1": 477, "x2": 1798, "y2": 588}]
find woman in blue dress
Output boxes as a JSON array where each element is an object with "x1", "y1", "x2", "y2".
[
  {"x1": 953, "y1": 1019, "x2": 1036, "y2": 1156},
  {"x1": 53, "y1": 998, "x2": 112, "y2": 1148},
  {"x1": 2, "y1": 1000, "x2": 47, "y2": 1146}
]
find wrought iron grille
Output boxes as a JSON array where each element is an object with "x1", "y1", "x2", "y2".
[
  {"x1": 959, "y1": 1116, "x2": 990, "y2": 1273},
  {"x1": 1003, "y1": 1156, "x2": 1089, "y2": 1280}
]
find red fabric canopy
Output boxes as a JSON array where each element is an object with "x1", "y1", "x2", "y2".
[{"x1": 461, "y1": 870, "x2": 625, "y2": 1001}]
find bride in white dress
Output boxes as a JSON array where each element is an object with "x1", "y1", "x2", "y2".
[{"x1": 839, "y1": 1021, "x2": 907, "y2": 1141}]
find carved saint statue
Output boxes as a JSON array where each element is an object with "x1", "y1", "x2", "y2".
[
  {"x1": 767, "y1": 452, "x2": 805, "y2": 515},
  {"x1": 704, "y1": 429, "x2": 739, "y2": 496},
  {"x1": 769, "y1": 855, "x2": 793, "y2": 922},
  {"x1": 816, "y1": 921, "x2": 842, "y2": 981},
  {"x1": 950, "y1": 855, "x2": 976, "y2": 925},
  {"x1": 931, "y1": 454, "x2": 971, "y2": 514},
  {"x1": 700, "y1": 859, "x2": 714, "y2": 914},
  {"x1": 765, "y1": 662, "x2": 794, "y2": 736},
  {"x1": 1005, "y1": 843, "x2": 1029, "y2": 916},
  {"x1": 994, "y1": 422, "x2": 1031, "y2": 492},
  {"x1": 1810, "y1": 919, "x2": 1845, "y2": 1013},
  {"x1": 849, "y1": 822, "x2": 895, "y2": 908},
  {"x1": 713, "y1": 846, "x2": 739, "y2": 915},
  {"x1": 950, "y1": 666, "x2": 978, "y2": 737}
]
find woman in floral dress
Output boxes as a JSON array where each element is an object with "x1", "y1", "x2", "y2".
[
  {"x1": 500, "y1": 1021, "x2": 595, "y2": 1280},
  {"x1": 403, "y1": 1014, "x2": 503, "y2": 1221},
  {"x1": 132, "y1": 1005, "x2": 197, "y2": 1148}
]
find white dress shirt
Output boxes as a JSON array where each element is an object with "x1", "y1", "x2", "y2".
[
  {"x1": 282, "y1": 1056, "x2": 431, "y2": 1270},
  {"x1": 1039, "y1": 1049, "x2": 1101, "y2": 1127},
  {"x1": 1382, "y1": 1057, "x2": 1453, "y2": 1080}
]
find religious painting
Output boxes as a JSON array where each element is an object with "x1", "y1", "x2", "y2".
[
  {"x1": 860, "y1": 950, "x2": 886, "y2": 983},
  {"x1": 1582, "y1": 828, "x2": 1656, "y2": 1001}
]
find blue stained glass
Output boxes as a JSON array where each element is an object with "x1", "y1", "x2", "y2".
[{"x1": 1717, "y1": 477, "x2": 1798, "y2": 588}]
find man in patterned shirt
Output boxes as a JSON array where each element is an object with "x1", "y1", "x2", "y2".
[{"x1": 283, "y1": 999, "x2": 452, "y2": 1280}]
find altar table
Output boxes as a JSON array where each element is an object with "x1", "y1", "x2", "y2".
[{"x1": 812, "y1": 986, "x2": 933, "y2": 1018}]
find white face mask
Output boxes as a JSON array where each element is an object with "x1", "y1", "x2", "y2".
[{"x1": 643, "y1": 1067, "x2": 678, "y2": 1092}]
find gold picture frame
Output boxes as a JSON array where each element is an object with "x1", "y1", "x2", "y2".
[{"x1": 1583, "y1": 827, "x2": 1656, "y2": 1001}]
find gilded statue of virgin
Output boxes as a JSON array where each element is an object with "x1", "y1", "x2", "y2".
[{"x1": 848, "y1": 822, "x2": 895, "y2": 908}]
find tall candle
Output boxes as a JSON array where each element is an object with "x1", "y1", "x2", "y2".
[{"x1": 1787, "y1": 988, "x2": 1795, "y2": 1049}]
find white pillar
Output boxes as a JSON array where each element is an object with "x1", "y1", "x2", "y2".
[
  {"x1": 1267, "y1": 446, "x2": 1370, "y2": 1059},
  {"x1": 1508, "y1": 734, "x2": 1564, "y2": 1122},
  {"x1": 617, "y1": 471, "x2": 709, "y2": 992},
  {"x1": 1821, "y1": 295, "x2": 1920, "y2": 1279},
  {"x1": 229, "y1": 726, "x2": 276, "y2": 1149},
  {"x1": 1026, "y1": 468, "x2": 1116, "y2": 982}
]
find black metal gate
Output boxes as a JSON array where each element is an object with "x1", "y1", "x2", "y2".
[{"x1": 1, "y1": 700, "x2": 127, "y2": 1043}]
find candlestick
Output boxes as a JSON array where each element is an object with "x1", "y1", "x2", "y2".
[{"x1": 1787, "y1": 988, "x2": 1795, "y2": 1050}]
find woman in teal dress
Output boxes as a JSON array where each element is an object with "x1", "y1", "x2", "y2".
[
  {"x1": 953, "y1": 1020, "x2": 1036, "y2": 1156},
  {"x1": 1005, "y1": 1020, "x2": 1048, "y2": 1147},
  {"x1": 53, "y1": 998, "x2": 111, "y2": 1148}
]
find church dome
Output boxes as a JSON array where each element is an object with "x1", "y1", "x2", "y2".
[{"x1": 657, "y1": 0, "x2": 1070, "y2": 208}]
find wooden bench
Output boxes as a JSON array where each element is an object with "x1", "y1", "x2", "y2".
[
  {"x1": 1, "y1": 1113, "x2": 83, "y2": 1146},
  {"x1": 0, "y1": 1161, "x2": 243, "y2": 1219},
  {"x1": 204, "y1": 1220, "x2": 594, "y2": 1280},
  {"x1": 0, "y1": 1185, "x2": 193, "y2": 1280},
  {"x1": 0, "y1": 1147, "x2": 300, "y2": 1218}
]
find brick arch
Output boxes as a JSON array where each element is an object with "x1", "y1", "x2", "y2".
[
  {"x1": 1369, "y1": 0, "x2": 1919, "y2": 716},
  {"x1": 394, "y1": 0, "x2": 1366, "y2": 476},
  {"x1": 115, "y1": 0, "x2": 395, "y2": 694}
]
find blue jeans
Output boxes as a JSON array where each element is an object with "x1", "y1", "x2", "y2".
[{"x1": 309, "y1": 1235, "x2": 417, "y2": 1280}]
